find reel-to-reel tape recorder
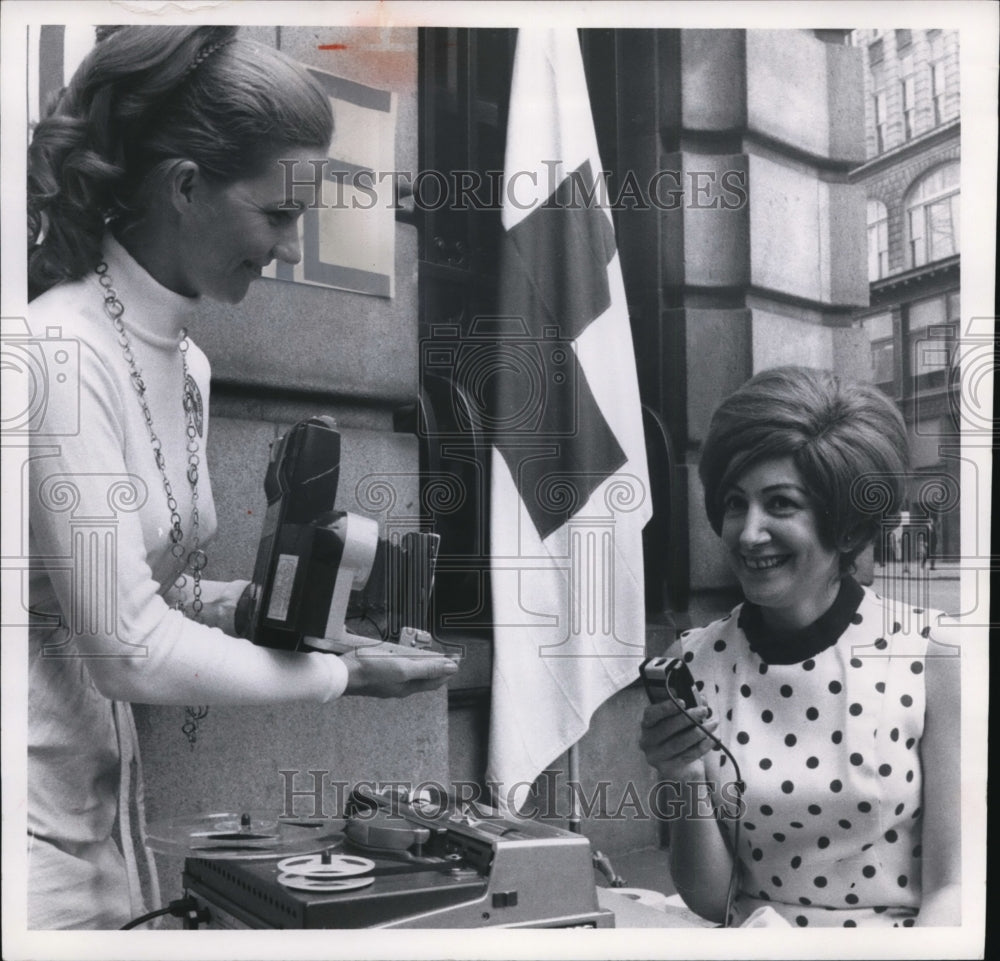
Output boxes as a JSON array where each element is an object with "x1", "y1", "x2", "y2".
[{"x1": 166, "y1": 785, "x2": 614, "y2": 929}]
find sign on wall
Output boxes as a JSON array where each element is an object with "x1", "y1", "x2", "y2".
[{"x1": 263, "y1": 68, "x2": 398, "y2": 298}]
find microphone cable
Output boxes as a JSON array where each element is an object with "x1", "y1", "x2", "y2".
[{"x1": 663, "y1": 663, "x2": 745, "y2": 929}]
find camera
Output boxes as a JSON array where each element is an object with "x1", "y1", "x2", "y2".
[
  {"x1": 236, "y1": 416, "x2": 441, "y2": 654},
  {"x1": 1, "y1": 317, "x2": 80, "y2": 437},
  {"x1": 236, "y1": 416, "x2": 380, "y2": 653}
]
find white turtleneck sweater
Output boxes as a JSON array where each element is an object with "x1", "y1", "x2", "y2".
[{"x1": 26, "y1": 235, "x2": 347, "y2": 929}]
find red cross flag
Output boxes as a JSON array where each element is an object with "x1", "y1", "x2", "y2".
[{"x1": 486, "y1": 28, "x2": 652, "y2": 812}]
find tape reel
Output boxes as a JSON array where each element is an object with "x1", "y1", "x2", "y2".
[
  {"x1": 277, "y1": 874, "x2": 376, "y2": 894},
  {"x1": 276, "y1": 853, "x2": 376, "y2": 894},
  {"x1": 277, "y1": 853, "x2": 375, "y2": 878},
  {"x1": 145, "y1": 811, "x2": 346, "y2": 860}
]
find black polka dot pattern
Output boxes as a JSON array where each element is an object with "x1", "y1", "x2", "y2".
[{"x1": 681, "y1": 589, "x2": 928, "y2": 926}]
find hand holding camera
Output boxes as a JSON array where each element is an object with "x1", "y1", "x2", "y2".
[
  {"x1": 638, "y1": 657, "x2": 719, "y2": 780},
  {"x1": 340, "y1": 643, "x2": 458, "y2": 699}
]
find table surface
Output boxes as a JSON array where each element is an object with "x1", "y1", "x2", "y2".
[{"x1": 597, "y1": 889, "x2": 714, "y2": 928}]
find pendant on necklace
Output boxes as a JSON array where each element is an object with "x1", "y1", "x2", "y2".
[{"x1": 183, "y1": 373, "x2": 204, "y2": 437}]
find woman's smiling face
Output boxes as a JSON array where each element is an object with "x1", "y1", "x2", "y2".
[
  {"x1": 720, "y1": 456, "x2": 842, "y2": 631},
  {"x1": 176, "y1": 145, "x2": 326, "y2": 304}
]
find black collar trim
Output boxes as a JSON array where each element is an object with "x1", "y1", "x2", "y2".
[{"x1": 737, "y1": 577, "x2": 864, "y2": 665}]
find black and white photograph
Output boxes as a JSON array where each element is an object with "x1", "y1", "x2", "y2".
[{"x1": 1, "y1": 2, "x2": 993, "y2": 958}]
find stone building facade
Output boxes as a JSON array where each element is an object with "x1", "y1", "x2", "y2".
[{"x1": 850, "y1": 28, "x2": 962, "y2": 562}]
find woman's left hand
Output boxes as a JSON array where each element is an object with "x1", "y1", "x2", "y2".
[{"x1": 340, "y1": 643, "x2": 459, "y2": 698}]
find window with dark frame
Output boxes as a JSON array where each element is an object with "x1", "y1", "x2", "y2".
[
  {"x1": 873, "y1": 90, "x2": 888, "y2": 153},
  {"x1": 906, "y1": 163, "x2": 960, "y2": 268},
  {"x1": 930, "y1": 60, "x2": 946, "y2": 126},
  {"x1": 906, "y1": 293, "x2": 958, "y2": 396},
  {"x1": 867, "y1": 199, "x2": 889, "y2": 280},
  {"x1": 415, "y1": 27, "x2": 516, "y2": 639},
  {"x1": 900, "y1": 71, "x2": 916, "y2": 140}
]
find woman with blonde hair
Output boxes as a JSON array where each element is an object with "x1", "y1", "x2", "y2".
[{"x1": 27, "y1": 25, "x2": 455, "y2": 929}]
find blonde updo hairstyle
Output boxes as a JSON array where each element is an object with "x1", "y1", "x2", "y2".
[{"x1": 28, "y1": 25, "x2": 333, "y2": 299}]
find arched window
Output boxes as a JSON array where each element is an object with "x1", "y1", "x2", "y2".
[
  {"x1": 906, "y1": 163, "x2": 959, "y2": 268},
  {"x1": 867, "y1": 199, "x2": 889, "y2": 280}
]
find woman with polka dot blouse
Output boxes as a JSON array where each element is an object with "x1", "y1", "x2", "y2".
[{"x1": 639, "y1": 366, "x2": 960, "y2": 927}]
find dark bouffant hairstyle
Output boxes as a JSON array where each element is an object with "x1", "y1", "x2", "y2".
[
  {"x1": 28, "y1": 25, "x2": 333, "y2": 299},
  {"x1": 698, "y1": 366, "x2": 911, "y2": 574}
]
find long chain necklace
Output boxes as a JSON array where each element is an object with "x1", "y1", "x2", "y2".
[{"x1": 96, "y1": 261, "x2": 210, "y2": 748}]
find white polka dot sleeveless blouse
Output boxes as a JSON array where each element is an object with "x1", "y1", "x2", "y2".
[{"x1": 682, "y1": 578, "x2": 936, "y2": 927}]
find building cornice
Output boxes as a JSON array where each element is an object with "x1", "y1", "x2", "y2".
[
  {"x1": 868, "y1": 254, "x2": 960, "y2": 305},
  {"x1": 848, "y1": 119, "x2": 961, "y2": 181}
]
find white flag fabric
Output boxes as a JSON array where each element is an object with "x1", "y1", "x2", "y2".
[{"x1": 486, "y1": 28, "x2": 652, "y2": 812}]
